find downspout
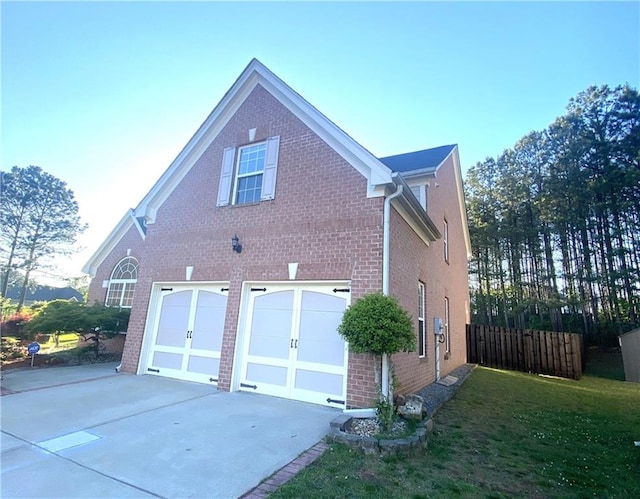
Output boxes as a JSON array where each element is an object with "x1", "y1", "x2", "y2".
[
  {"x1": 435, "y1": 329, "x2": 441, "y2": 382},
  {"x1": 381, "y1": 182, "x2": 403, "y2": 399}
]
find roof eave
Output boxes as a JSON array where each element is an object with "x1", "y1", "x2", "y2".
[
  {"x1": 390, "y1": 173, "x2": 441, "y2": 243},
  {"x1": 135, "y1": 59, "x2": 393, "y2": 223},
  {"x1": 81, "y1": 209, "x2": 142, "y2": 277},
  {"x1": 449, "y1": 145, "x2": 472, "y2": 259}
]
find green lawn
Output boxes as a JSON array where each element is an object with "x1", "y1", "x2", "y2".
[
  {"x1": 272, "y1": 362, "x2": 640, "y2": 498},
  {"x1": 40, "y1": 332, "x2": 80, "y2": 349},
  {"x1": 1, "y1": 333, "x2": 79, "y2": 362}
]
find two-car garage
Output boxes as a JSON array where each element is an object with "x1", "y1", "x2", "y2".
[{"x1": 140, "y1": 282, "x2": 350, "y2": 408}]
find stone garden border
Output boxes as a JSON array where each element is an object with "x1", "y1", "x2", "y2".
[{"x1": 328, "y1": 414, "x2": 434, "y2": 456}]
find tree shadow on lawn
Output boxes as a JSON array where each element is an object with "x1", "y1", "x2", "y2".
[{"x1": 584, "y1": 346, "x2": 625, "y2": 381}]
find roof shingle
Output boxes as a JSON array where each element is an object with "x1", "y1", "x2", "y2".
[{"x1": 379, "y1": 144, "x2": 456, "y2": 173}]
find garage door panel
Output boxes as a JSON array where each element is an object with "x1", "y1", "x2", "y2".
[
  {"x1": 294, "y1": 369, "x2": 343, "y2": 395},
  {"x1": 248, "y1": 291, "x2": 293, "y2": 359},
  {"x1": 254, "y1": 290, "x2": 295, "y2": 311},
  {"x1": 248, "y1": 335, "x2": 290, "y2": 359},
  {"x1": 246, "y1": 363, "x2": 288, "y2": 386},
  {"x1": 146, "y1": 285, "x2": 227, "y2": 385},
  {"x1": 298, "y1": 292, "x2": 346, "y2": 366},
  {"x1": 155, "y1": 291, "x2": 192, "y2": 348},
  {"x1": 239, "y1": 284, "x2": 349, "y2": 406},
  {"x1": 155, "y1": 328, "x2": 186, "y2": 348},
  {"x1": 191, "y1": 291, "x2": 226, "y2": 352},
  {"x1": 297, "y1": 340, "x2": 344, "y2": 366},
  {"x1": 187, "y1": 355, "x2": 220, "y2": 376},
  {"x1": 301, "y1": 291, "x2": 346, "y2": 312},
  {"x1": 152, "y1": 351, "x2": 183, "y2": 370}
]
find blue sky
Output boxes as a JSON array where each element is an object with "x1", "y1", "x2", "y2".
[{"x1": 2, "y1": 1, "x2": 639, "y2": 284}]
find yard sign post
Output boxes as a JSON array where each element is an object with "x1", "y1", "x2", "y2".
[{"x1": 27, "y1": 342, "x2": 40, "y2": 367}]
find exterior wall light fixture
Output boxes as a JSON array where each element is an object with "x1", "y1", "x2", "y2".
[{"x1": 232, "y1": 234, "x2": 242, "y2": 253}]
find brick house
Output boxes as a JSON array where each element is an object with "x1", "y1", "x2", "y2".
[{"x1": 83, "y1": 59, "x2": 471, "y2": 409}]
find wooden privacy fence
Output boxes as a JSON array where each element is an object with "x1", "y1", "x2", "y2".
[{"x1": 466, "y1": 324, "x2": 583, "y2": 380}]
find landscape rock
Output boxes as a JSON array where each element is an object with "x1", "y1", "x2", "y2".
[{"x1": 397, "y1": 394, "x2": 425, "y2": 418}]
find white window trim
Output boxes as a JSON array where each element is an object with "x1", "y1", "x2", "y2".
[
  {"x1": 232, "y1": 142, "x2": 266, "y2": 205},
  {"x1": 444, "y1": 296, "x2": 450, "y2": 353},
  {"x1": 106, "y1": 257, "x2": 138, "y2": 309},
  {"x1": 217, "y1": 136, "x2": 280, "y2": 207},
  {"x1": 418, "y1": 281, "x2": 426, "y2": 358},
  {"x1": 106, "y1": 281, "x2": 136, "y2": 309},
  {"x1": 443, "y1": 219, "x2": 449, "y2": 263}
]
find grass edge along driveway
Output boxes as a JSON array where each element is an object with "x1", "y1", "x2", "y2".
[{"x1": 272, "y1": 365, "x2": 640, "y2": 498}]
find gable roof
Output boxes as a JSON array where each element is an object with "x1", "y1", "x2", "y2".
[
  {"x1": 379, "y1": 144, "x2": 456, "y2": 174},
  {"x1": 383, "y1": 144, "x2": 471, "y2": 259},
  {"x1": 133, "y1": 58, "x2": 393, "y2": 226},
  {"x1": 83, "y1": 59, "x2": 470, "y2": 275},
  {"x1": 82, "y1": 209, "x2": 144, "y2": 277}
]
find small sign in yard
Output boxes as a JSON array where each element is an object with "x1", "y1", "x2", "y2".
[{"x1": 27, "y1": 342, "x2": 40, "y2": 367}]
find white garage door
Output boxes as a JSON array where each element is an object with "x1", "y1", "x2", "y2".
[
  {"x1": 237, "y1": 283, "x2": 349, "y2": 407},
  {"x1": 146, "y1": 285, "x2": 228, "y2": 384}
]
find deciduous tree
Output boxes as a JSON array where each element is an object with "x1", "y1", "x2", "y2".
[{"x1": 25, "y1": 301, "x2": 129, "y2": 357}]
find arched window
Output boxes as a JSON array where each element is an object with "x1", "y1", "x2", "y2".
[{"x1": 105, "y1": 257, "x2": 139, "y2": 308}]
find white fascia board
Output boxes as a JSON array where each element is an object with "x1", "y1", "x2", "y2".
[
  {"x1": 390, "y1": 174, "x2": 441, "y2": 245},
  {"x1": 135, "y1": 72, "x2": 258, "y2": 222},
  {"x1": 256, "y1": 64, "x2": 393, "y2": 196},
  {"x1": 450, "y1": 145, "x2": 472, "y2": 259},
  {"x1": 403, "y1": 172, "x2": 436, "y2": 186},
  {"x1": 397, "y1": 167, "x2": 438, "y2": 179},
  {"x1": 82, "y1": 209, "x2": 139, "y2": 277}
]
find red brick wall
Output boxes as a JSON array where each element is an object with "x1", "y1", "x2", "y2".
[
  {"x1": 387, "y1": 206, "x2": 435, "y2": 395},
  {"x1": 86, "y1": 224, "x2": 145, "y2": 306},
  {"x1": 109, "y1": 84, "x2": 384, "y2": 408},
  {"x1": 425, "y1": 154, "x2": 470, "y2": 373},
  {"x1": 87, "y1": 84, "x2": 469, "y2": 409},
  {"x1": 77, "y1": 333, "x2": 126, "y2": 354},
  {"x1": 388, "y1": 154, "x2": 470, "y2": 396}
]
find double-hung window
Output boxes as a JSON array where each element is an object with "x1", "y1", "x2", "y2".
[
  {"x1": 216, "y1": 136, "x2": 280, "y2": 207},
  {"x1": 418, "y1": 282, "x2": 426, "y2": 358},
  {"x1": 235, "y1": 143, "x2": 266, "y2": 204}
]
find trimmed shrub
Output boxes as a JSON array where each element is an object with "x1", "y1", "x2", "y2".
[{"x1": 338, "y1": 293, "x2": 415, "y2": 355}]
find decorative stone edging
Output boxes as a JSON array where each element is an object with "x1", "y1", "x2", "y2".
[{"x1": 328, "y1": 414, "x2": 434, "y2": 455}]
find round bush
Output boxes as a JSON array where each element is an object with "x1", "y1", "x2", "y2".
[{"x1": 338, "y1": 293, "x2": 415, "y2": 355}]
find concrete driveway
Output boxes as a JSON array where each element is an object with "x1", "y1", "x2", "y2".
[{"x1": 1, "y1": 363, "x2": 338, "y2": 498}]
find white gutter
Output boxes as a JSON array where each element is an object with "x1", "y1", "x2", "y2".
[{"x1": 381, "y1": 183, "x2": 403, "y2": 399}]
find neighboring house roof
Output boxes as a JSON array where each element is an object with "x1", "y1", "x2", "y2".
[
  {"x1": 379, "y1": 144, "x2": 457, "y2": 174},
  {"x1": 5, "y1": 286, "x2": 83, "y2": 303}
]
